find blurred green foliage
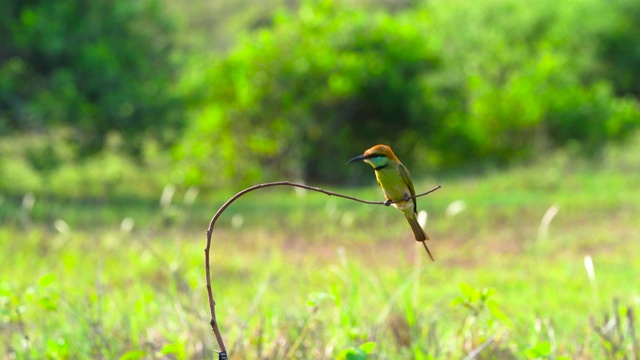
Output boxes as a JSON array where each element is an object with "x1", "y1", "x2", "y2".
[
  {"x1": 595, "y1": 0, "x2": 640, "y2": 97},
  {"x1": 1, "y1": 0, "x2": 640, "y2": 192},
  {"x1": 0, "y1": 0, "x2": 184, "y2": 156},
  {"x1": 426, "y1": 0, "x2": 640, "y2": 160},
  {"x1": 178, "y1": 0, "x2": 640, "y2": 187},
  {"x1": 178, "y1": 2, "x2": 442, "y2": 186}
]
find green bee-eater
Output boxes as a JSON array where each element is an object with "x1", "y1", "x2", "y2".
[{"x1": 348, "y1": 144, "x2": 434, "y2": 260}]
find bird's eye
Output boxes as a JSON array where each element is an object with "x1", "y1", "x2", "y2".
[{"x1": 368, "y1": 153, "x2": 386, "y2": 159}]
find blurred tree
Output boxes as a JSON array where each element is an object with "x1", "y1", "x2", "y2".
[
  {"x1": 163, "y1": 0, "x2": 421, "y2": 53},
  {"x1": 423, "y1": 0, "x2": 640, "y2": 163},
  {"x1": 595, "y1": 0, "x2": 640, "y2": 97},
  {"x1": 177, "y1": 2, "x2": 443, "y2": 186},
  {"x1": 174, "y1": 0, "x2": 640, "y2": 189},
  {"x1": 0, "y1": 0, "x2": 184, "y2": 156}
]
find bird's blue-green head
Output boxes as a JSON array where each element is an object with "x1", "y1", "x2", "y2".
[{"x1": 347, "y1": 144, "x2": 397, "y2": 170}]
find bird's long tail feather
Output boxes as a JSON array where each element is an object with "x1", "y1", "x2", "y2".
[
  {"x1": 405, "y1": 214, "x2": 434, "y2": 261},
  {"x1": 421, "y1": 241, "x2": 435, "y2": 261}
]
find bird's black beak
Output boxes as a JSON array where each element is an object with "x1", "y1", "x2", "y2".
[{"x1": 346, "y1": 154, "x2": 366, "y2": 165}]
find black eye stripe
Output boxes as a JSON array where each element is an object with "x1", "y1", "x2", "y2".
[{"x1": 367, "y1": 153, "x2": 387, "y2": 159}]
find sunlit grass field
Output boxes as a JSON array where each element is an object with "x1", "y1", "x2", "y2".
[{"x1": 1, "y1": 141, "x2": 639, "y2": 359}]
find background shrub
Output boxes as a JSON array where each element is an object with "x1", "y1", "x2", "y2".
[{"x1": 177, "y1": 0, "x2": 640, "y2": 187}]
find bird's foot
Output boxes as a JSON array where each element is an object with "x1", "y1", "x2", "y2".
[{"x1": 384, "y1": 199, "x2": 392, "y2": 206}]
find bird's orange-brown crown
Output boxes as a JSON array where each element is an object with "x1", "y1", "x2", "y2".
[{"x1": 364, "y1": 144, "x2": 398, "y2": 161}]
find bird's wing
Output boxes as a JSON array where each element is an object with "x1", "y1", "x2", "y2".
[{"x1": 399, "y1": 163, "x2": 418, "y2": 214}]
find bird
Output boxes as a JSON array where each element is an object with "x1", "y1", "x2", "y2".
[{"x1": 347, "y1": 144, "x2": 434, "y2": 260}]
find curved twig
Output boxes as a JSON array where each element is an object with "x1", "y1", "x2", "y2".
[{"x1": 204, "y1": 181, "x2": 441, "y2": 358}]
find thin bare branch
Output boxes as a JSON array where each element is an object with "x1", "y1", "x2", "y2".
[
  {"x1": 464, "y1": 336, "x2": 496, "y2": 360},
  {"x1": 628, "y1": 307, "x2": 638, "y2": 360},
  {"x1": 204, "y1": 181, "x2": 441, "y2": 358}
]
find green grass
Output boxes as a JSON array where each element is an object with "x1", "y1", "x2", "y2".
[{"x1": 1, "y1": 142, "x2": 639, "y2": 359}]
